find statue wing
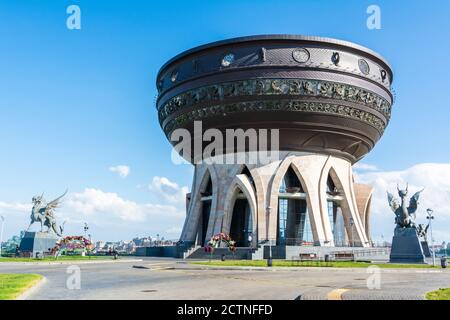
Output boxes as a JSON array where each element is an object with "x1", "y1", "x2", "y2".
[
  {"x1": 387, "y1": 191, "x2": 399, "y2": 213},
  {"x1": 408, "y1": 188, "x2": 424, "y2": 214},
  {"x1": 44, "y1": 189, "x2": 68, "y2": 214}
]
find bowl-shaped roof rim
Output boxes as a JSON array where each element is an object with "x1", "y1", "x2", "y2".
[{"x1": 157, "y1": 34, "x2": 394, "y2": 83}]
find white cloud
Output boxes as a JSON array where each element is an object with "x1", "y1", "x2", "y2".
[
  {"x1": 62, "y1": 188, "x2": 185, "y2": 240},
  {"x1": 355, "y1": 163, "x2": 450, "y2": 243},
  {"x1": 109, "y1": 165, "x2": 130, "y2": 178},
  {"x1": 65, "y1": 188, "x2": 184, "y2": 222},
  {"x1": 353, "y1": 163, "x2": 378, "y2": 171},
  {"x1": 0, "y1": 184, "x2": 187, "y2": 241},
  {"x1": 149, "y1": 176, "x2": 189, "y2": 207},
  {"x1": 0, "y1": 201, "x2": 31, "y2": 213}
]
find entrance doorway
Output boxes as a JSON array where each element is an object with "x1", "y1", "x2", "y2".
[{"x1": 229, "y1": 195, "x2": 253, "y2": 247}]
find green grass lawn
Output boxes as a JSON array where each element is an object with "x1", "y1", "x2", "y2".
[
  {"x1": 191, "y1": 259, "x2": 438, "y2": 268},
  {"x1": 0, "y1": 274, "x2": 43, "y2": 300},
  {"x1": 0, "y1": 255, "x2": 112, "y2": 263},
  {"x1": 426, "y1": 288, "x2": 450, "y2": 300}
]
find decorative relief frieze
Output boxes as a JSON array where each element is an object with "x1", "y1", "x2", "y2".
[
  {"x1": 158, "y1": 78, "x2": 392, "y2": 124},
  {"x1": 162, "y1": 99, "x2": 386, "y2": 135}
]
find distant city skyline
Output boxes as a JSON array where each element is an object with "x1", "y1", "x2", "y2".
[{"x1": 1, "y1": 0, "x2": 450, "y2": 243}]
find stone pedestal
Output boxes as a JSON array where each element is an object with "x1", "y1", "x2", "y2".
[
  {"x1": 421, "y1": 241, "x2": 431, "y2": 257},
  {"x1": 19, "y1": 232, "x2": 59, "y2": 258},
  {"x1": 389, "y1": 228, "x2": 425, "y2": 264}
]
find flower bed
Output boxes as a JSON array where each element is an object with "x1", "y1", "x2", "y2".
[
  {"x1": 205, "y1": 233, "x2": 236, "y2": 253},
  {"x1": 52, "y1": 236, "x2": 94, "y2": 256}
]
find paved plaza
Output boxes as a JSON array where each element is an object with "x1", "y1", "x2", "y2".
[{"x1": 1, "y1": 257, "x2": 449, "y2": 300}]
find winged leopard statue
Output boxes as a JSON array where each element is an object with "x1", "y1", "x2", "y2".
[
  {"x1": 387, "y1": 183, "x2": 424, "y2": 229},
  {"x1": 27, "y1": 190, "x2": 67, "y2": 237}
]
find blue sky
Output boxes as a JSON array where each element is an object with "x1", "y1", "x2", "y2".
[{"x1": 1, "y1": 0, "x2": 450, "y2": 242}]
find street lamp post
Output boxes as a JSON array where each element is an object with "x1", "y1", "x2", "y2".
[
  {"x1": 247, "y1": 233, "x2": 253, "y2": 259},
  {"x1": 0, "y1": 216, "x2": 5, "y2": 258},
  {"x1": 442, "y1": 241, "x2": 448, "y2": 269},
  {"x1": 83, "y1": 222, "x2": 89, "y2": 238},
  {"x1": 349, "y1": 217, "x2": 355, "y2": 261},
  {"x1": 266, "y1": 206, "x2": 272, "y2": 267},
  {"x1": 426, "y1": 208, "x2": 435, "y2": 266},
  {"x1": 88, "y1": 233, "x2": 92, "y2": 259}
]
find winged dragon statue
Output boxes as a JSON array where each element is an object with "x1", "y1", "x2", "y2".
[
  {"x1": 387, "y1": 183, "x2": 424, "y2": 230},
  {"x1": 27, "y1": 190, "x2": 67, "y2": 237}
]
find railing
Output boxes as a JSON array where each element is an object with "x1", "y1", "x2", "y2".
[
  {"x1": 352, "y1": 248, "x2": 391, "y2": 257},
  {"x1": 176, "y1": 240, "x2": 196, "y2": 247},
  {"x1": 283, "y1": 238, "x2": 315, "y2": 246},
  {"x1": 288, "y1": 249, "x2": 391, "y2": 263},
  {"x1": 258, "y1": 238, "x2": 318, "y2": 247},
  {"x1": 257, "y1": 238, "x2": 391, "y2": 248}
]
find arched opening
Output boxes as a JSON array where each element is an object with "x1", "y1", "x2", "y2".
[
  {"x1": 277, "y1": 166, "x2": 313, "y2": 246},
  {"x1": 229, "y1": 187, "x2": 253, "y2": 247},
  {"x1": 197, "y1": 174, "x2": 213, "y2": 246},
  {"x1": 326, "y1": 173, "x2": 349, "y2": 246}
]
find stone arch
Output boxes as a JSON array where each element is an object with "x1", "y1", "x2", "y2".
[
  {"x1": 341, "y1": 164, "x2": 370, "y2": 246},
  {"x1": 205, "y1": 164, "x2": 256, "y2": 242},
  {"x1": 267, "y1": 155, "x2": 295, "y2": 241},
  {"x1": 222, "y1": 174, "x2": 257, "y2": 246},
  {"x1": 180, "y1": 165, "x2": 218, "y2": 244},
  {"x1": 353, "y1": 184, "x2": 373, "y2": 244},
  {"x1": 267, "y1": 155, "x2": 321, "y2": 245},
  {"x1": 324, "y1": 166, "x2": 368, "y2": 247},
  {"x1": 316, "y1": 155, "x2": 334, "y2": 245},
  {"x1": 241, "y1": 165, "x2": 266, "y2": 243},
  {"x1": 364, "y1": 195, "x2": 372, "y2": 243}
]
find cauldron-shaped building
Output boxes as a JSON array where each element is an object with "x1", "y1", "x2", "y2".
[{"x1": 156, "y1": 35, "x2": 393, "y2": 250}]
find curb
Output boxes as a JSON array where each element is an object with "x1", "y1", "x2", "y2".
[
  {"x1": 16, "y1": 276, "x2": 47, "y2": 300},
  {"x1": 0, "y1": 259, "x2": 143, "y2": 266},
  {"x1": 183, "y1": 264, "x2": 447, "y2": 273}
]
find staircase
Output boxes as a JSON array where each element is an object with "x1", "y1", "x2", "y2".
[
  {"x1": 251, "y1": 246, "x2": 265, "y2": 260},
  {"x1": 185, "y1": 247, "x2": 257, "y2": 259},
  {"x1": 182, "y1": 245, "x2": 201, "y2": 259}
]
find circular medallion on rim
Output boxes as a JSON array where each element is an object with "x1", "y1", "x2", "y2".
[
  {"x1": 170, "y1": 69, "x2": 178, "y2": 82},
  {"x1": 292, "y1": 48, "x2": 310, "y2": 63},
  {"x1": 358, "y1": 59, "x2": 370, "y2": 75},
  {"x1": 221, "y1": 53, "x2": 235, "y2": 67}
]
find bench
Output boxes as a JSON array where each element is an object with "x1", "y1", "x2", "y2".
[{"x1": 333, "y1": 252, "x2": 354, "y2": 261}]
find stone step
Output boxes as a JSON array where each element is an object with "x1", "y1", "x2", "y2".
[{"x1": 186, "y1": 247, "x2": 255, "y2": 259}]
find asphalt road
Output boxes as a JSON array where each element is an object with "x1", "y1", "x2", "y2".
[{"x1": 1, "y1": 257, "x2": 449, "y2": 300}]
